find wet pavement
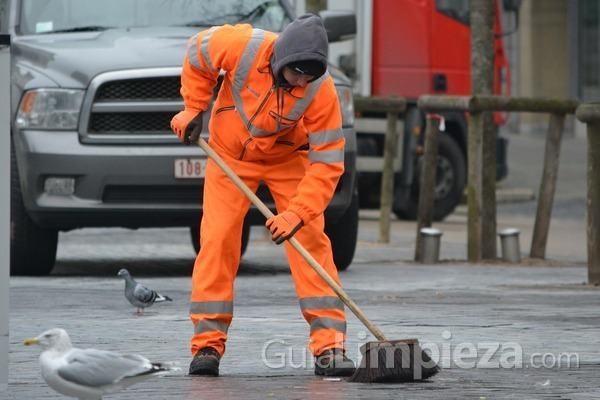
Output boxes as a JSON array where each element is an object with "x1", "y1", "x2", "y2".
[{"x1": 5, "y1": 133, "x2": 599, "y2": 399}]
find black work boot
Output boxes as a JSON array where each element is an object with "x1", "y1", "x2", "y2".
[
  {"x1": 314, "y1": 348, "x2": 356, "y2": 376},
  {"x1": 189, "y1": 347, "x2": 221, "y2": 376}
]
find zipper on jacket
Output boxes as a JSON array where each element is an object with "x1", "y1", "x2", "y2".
[
  {"x1": 238, "y1": 139, "x2": 297, "y2": 160},
  {"x1": 247, "y1": 85, "x2": 275, "y2": 131},
  {"x1": 238, "y1": 138, "x2": 253, "y2": 160},
  {"x1": 275, "y1": 140, "x2": 295, "y2": 146},
  {"x1": 216, "y1": 106, "x2": 235, "y2": 115}
]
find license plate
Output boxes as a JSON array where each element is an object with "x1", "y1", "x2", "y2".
[{"x1": 174, "y1": 158, "x2": 207, "y2": 179}]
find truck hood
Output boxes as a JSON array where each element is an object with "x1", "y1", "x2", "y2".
[{"x1": 12, "y1": 27, "x2": 200, "y2": 88}]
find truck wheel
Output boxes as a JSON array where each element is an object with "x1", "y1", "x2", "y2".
[
  {"x1": 10, "y1": 140, "x2": 58, "y2": 276},
  {"x1": 394, "y1": 134, "x2": 466, "y2": 221},
  {"x1": 190, "y1": 223, "x2": 250, "y2": 257},
  {"x1": 325, "y1": 190, "x2": 359, "y2": 271}
]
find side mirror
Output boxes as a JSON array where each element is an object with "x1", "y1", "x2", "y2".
[
  {"x1": 319, "y1": 10, "x2": 356, "y2": 43},
  {"x1": 498, "y1": 0, "x2": 522, "y2": 37}
]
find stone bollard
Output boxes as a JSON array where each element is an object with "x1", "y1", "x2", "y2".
[
  {"x1": 498, "y1": 228, "x2": 521, "y2": 263},
  {"x1": 420, "y1": 227, "x2": 443, "y2": 263}
]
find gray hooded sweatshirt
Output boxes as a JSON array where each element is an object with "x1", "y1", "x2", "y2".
[{"x1": 271, "y1": 14, "x2": 329, "y2": 81}]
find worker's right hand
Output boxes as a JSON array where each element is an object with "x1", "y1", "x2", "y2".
[
  {"x1": 171, "y1": 110, "x2": 203, "y2": 145},
  {"x1": 266, "y1": 210, "x2": 304, "y2": 245}
]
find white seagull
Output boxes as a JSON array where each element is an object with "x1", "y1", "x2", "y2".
[
  {"x1": 117, "y1": 268, "x2": 173, "y2": 315},
  {"x1": 24, "y1": 328, "x2": 177, "y2": 399}
]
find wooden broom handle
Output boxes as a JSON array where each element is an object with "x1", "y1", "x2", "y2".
[{"x1": 197, "y1": 137, "x2": 388, "y2": 342}]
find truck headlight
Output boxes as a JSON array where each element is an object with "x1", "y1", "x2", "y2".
[
  {"x1": 16, "y1": 89, "x2": 84, "y2": 130},
  {"x1": 336, "y1": 85, "x2": 354, "y2": 127}
]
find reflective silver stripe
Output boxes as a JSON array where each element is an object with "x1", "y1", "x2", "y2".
[
  {"x1": 190, "y1": 301, "x2": 233, "y2": 315},
  {"x1": 233, "y1": 28, "x2": 266, "y2": 129},
  {"x1": 285, "y1": 72, "x2": 327, "y2": 121},
  {"x1": 187, "y1": 27, "x2": 218, "y2": 72},
  {"x1": 309, "y1": 149, "x2": 344, "y2": 164},
  {"x1": 299, "y1": 296, "x2": 345, "y2": 311},
  {"x1": 308, "y1": 128, "x2": 344, "y2": 145},
  {"x1": 201, "y1": 27, "x2": 218, "y2": 71},
  {"x1": 310, "y1": 317, "x2": 347, "y2": 333},
  {"x1": 248, "y1": 122, "x2": 275, "y2": 137},
  {"x1": 247, "y1": 73, "x2": 330, "y2": 137},
  {"x1": 231, "y1": 36, "x2": 330, "y2": 137},
  {"x1": 187, "y1": 34, "x2": 201, "y2": 69},
  {"x1": 194, "y1": 319, "x2": 230, "y2": 335}
]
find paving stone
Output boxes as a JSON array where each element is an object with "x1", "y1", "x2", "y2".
[{"x1": 6, "y1": 134, "x2": 596, "y2": 399}]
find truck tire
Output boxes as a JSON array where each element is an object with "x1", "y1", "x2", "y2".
[
  {"x1": 394, "y1": 134, "x2": 466, "y2": 221},
  {"x1": 325, "y1": 190, "x2": 359, "y2": 271},
  {"x1": 190, "y1": 223, "x2": 250, "y2": 258},
  {"x1": 10, "y1": 139, "x2": 58, "y2": 276}
]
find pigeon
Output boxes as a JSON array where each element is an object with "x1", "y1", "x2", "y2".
[
  {"x1": 117, "y1": 269, "x2": 172, "y2": 315},
  {"x1": 23, "y1": 328, "x2": 178, "y2": 399}
]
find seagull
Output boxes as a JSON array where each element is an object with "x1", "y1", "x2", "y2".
[
  {"x1": 117, "y1": 268, "x2": 173, "y2": 315},
  {"x1": 23, "y1": 328, "x2": 177, "y2": 399}
]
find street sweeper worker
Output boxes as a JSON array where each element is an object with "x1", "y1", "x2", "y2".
[{"x1": 170, "y1": 14, "x2": 356, "y2": 377}]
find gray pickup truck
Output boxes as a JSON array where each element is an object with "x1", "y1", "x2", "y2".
[{"x1": 3, "y1": 0, "x2": 358, "y2": 275}]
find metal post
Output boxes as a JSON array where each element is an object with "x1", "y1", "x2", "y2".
[
  {"x1": 0, "y1": 33, "x2": 11, "y2": 391},
  {"x1": 420, "y1": 227, "x2": 443, "y2": 264},
  {"x1": 499, "y1": 228, "x2": 521, "y2": 263}
]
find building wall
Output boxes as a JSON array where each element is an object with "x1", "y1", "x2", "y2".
[{"x1": 516, "y1": 0, "x2": 572, "y2": 135}]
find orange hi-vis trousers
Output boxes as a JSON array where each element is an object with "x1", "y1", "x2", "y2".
[{"x1": 189, "y1": 144, "x2": 347, "y2": 358}]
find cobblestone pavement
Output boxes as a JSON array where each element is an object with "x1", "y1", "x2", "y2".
[{"x1": 5, "y1": 133, "x2": 599, "y2": 399}]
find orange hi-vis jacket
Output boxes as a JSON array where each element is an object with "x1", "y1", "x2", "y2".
[{"x1": 180, "y1": 22, "x2": 345, "y2": 225}]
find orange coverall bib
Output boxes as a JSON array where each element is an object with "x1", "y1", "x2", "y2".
[
  {"x1": 182, "y1": 22, "x2": 349, "y2": 361},
  {"x1": 189, "y1": 140, "x2": 347, "y2": 358}
]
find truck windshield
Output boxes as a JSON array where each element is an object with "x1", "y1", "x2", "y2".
[{"x1": 19, "y1": 0, "x2": 290, "y2": 35}]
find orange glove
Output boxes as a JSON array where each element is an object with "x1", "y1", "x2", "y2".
[
  {"x1": 171, "y1": 110, "x2": 203, "y2": 145},
  {"x1": 266, "y1": 211, "x2": 303, "y2": 245}
]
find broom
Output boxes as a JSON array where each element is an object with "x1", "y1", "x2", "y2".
[{"x1": 196, "y1": 136, "x2": 440, "y2": 383}]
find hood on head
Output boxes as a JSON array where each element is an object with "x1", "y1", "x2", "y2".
[{"x1": 271, "y1": 13, "x2": 328, "y2": 81}]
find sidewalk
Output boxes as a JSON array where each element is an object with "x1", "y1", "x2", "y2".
[
  {"x1": 6, "y1": 214, "x2": 599, "y2": 399},
  {"x1": 6, "y1": 133, "x2": 597, "y2": 399}
]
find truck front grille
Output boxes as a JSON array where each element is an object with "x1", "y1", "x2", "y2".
[
  {"x1": 95, "y1": 77, "x2": 182, "y2": 101},
  {"x1": 89, "y1": 112, "x2": 174, "y2": 133},
  {"x1": 80, "y1": 68, "x2": 184, "y2": 143}
]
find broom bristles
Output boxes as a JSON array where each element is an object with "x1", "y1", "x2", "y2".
[{"x1": 348, "y1": 339, "x2": 440, "y2": 383}]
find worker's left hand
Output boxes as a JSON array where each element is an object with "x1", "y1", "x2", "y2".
[
  {"x1": 266, "y1": 210, "x2": 303, "y2": 245},
  {"x1": 171, "y1": 110, "x2": 203, "y2": 145}
]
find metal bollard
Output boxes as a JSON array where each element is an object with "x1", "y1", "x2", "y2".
[
  {"x1": 420, "y1": 227, "x2": 442, "y2": 263},
  {"x1": 498, "y1": 228, "x2": 521, "y2": 263}
]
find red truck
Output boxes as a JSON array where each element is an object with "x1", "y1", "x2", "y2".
[{"x1": 325, "y1": 0, "x2": 519, "y2": 220}]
